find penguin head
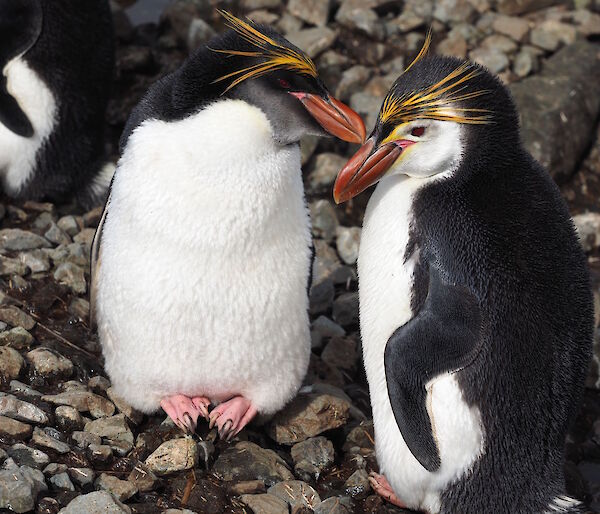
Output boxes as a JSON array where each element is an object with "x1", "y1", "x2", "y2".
[
  {"x1": 333, "y1": 33, "x2": 519, "y2": 203},
  {"x1": 199, "y1": 11, "x2": 365, "y2": 146}
]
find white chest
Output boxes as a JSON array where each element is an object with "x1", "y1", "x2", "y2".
[{"x1": 0, "y1": 57, "x2": 57, "y2": 193}]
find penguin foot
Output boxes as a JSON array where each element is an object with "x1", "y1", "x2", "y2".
[
  {"x1": 368, "y1": 472, "x2": 407, "y2": 508},
  {"x1": 208, "y1": 396, "x2": 257, "y2": 441},
  {"x1": 160, "y1": 394, "x2": 210, "y2": 433}
]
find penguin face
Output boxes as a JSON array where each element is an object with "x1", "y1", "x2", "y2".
[
  {"x1": 210, "y1": 12, "x2": 365, "y2": 146},
  {"x1": 333, "y1": 34, "x2": 517, "y2": 203}
]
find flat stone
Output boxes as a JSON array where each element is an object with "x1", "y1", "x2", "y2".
[
  {"x1": 0, "y1": 394, "x2": 49, "y2": 424},
  {"x1": 288, "y1": 0, "x2": 330, "y2": 26},
  {"x1": 0, "y1": 416, "x2": 32, "y2": 440},
  {"x1": 0, "y1": 229, "x2": 51, "y2": 251},
  {"x1": 88, "y1": 376, "x2": 111, "y2": 392},
  {"x1": 314, "y1": 497, "x2": 352, "y2": 513},
  {"x1": 0, "y1": 255, "x2": 28, "y2": 276},
  {"x1": 350, "y1": 92, "x2": 383, "y2": 132},
  {"x1": 106, "y1": 387, "x2": 143, "y2": 424},
  {"x1": 0, "y1": 347, "x2": 24, "y2": 380},
  {"x1": 0, "y1": 306, "x2": 35, "y2": 330},
  {"x1": 291, "y1": 436, "x2": 335, "y2": 480},
  {"x1": 72, "y1": 431, "x2": 101, "y2": 449},
  {"x1": 536, "y1": 20, "x2": 578, "y2": 46},
  {"x1": 335, "y1": 65, "x2": 372, "y2": 102},
  {"x1": 312, "y1": 316, "x2": 345, "y2": 340},
  {"x1": 58, "y1": 490, "x2": 131, "y2": 513},
  {"x1": 469, "y1": 47, "x2": 509, "y2": 73},
  {"x1": 481, "y1": 34, "x2": 518, "y2": 54},
  {"x1": 268, "y1": 394, "x2": 351, "y2": 444},
  {"x1": 57, "y1": 215, "x2": 82, "y2": 237},
  {"x1": 344, "y1": 469, "x2": 371, "y2": 499},
  {"x1": 43, "y1": 390, "x2": 115, "y2": 419},
  {"x1": 44, "y1": 223, "x2": 71, "y2": 246},
  {"x1": 7, "y1": 444, "x2": 49, "y2": 469},
  {"x1": 213, "y1": 441, "x2": 293, "y2": 486},
  {"x1": 145, "y1": 437, "x2": 198, "y2": 475},
  {"x1": 286, "y1": 27, "x2": 338, "y2": 58},
  {"x1": 49, "y1": 472, "x2": 75, "y2": 491},
  {"x1": 495, "y1": 0, "x2": 560, "y2": 14},
  {"x1": 240, "y1": 493, "x2": 289, "y2": 514},
  {"x1": 309, "y1": 278, "x2": 335, "y2": 315},
  {"x1": 9, "y1": 381, "x2": 41, "y2": 397},
  {"x1": 268, "y1": 480, "x2": 321, "y2": 510},
  {"x1": 27, "y1": 348, "x2": 73, "y2": 378},
  {"x1": 433, "y1": 0, "x2": 475, "y2": 23},
  {"x1": 68, "y1": 467, "x2": 95, "y2": 487},
  {"x1": 390, "y1": 11, "x2": 425, "y2": 33},
  {"x1": 322, "y1": 336, "x2": 359, "y2": 371},
  {"x1": 530, "y1": 26, "x2": 560, "y2": 51},
  {"x1": 307, "y1": 153, "x2": 348, "y2": 194},
  {"x1": 572, "y1": 9, "x2": 600, "y2": 36},
  {"x1": 343, "y1": 421, "x2": 375, "y2": 451},
  {"x1": 310, "y1": 200, "x2": 339, "y2": 242},
  {"x1": 335, "y1": 227, "x2": 361, "y2": 265},
  {"x1": 513, "y1": 49, "x2": 534, "y2": 77},
  {"x1": 96, "y1": 473, "x2": 138, "y2": 502},
  {"x1": 240, "y1": 0, "x2": 280, "y2": 8},
  {"x1": 332, "y1": 292, "x2": 359, "y2": 326},
  {"x1": 492, "y1": 14, "x2": 530, "y2": 41},
  {"x1": 54, "y1": 262, "x2": 87, "y2": 295},
  {"x1": 436, "y1": 34, "x2": 468, "y2": 59},
  {"x1": 32, "y1": 427, "x2": 70, "y2": 454},
  {"x1": 0, "y1": 464, "x2": 47, "y2": 513},
  {"x1": 88, "y1": 444, "x2": 113, "y2": 462},
  {"x1": 336, "y1": 7, "x2": 384, "y2": 39},
  {"x1": 84, "y1": 414, "x2": 134, "y2": 456},
  {"x1": 227, "y1": 480, "x2": 266, "y2": 495},
  {"x1": 43, "y1": 463, "x2": 68, "y2": 476},
  {"x1": 127, "y1": 462, "x2": 158, "y2": 492},
  {"x1": 55, "y1": 405, "x2": 84, "y2": 432},
  {"x1": 0, "y1": 327, "x2": 34, "y2": 350}
]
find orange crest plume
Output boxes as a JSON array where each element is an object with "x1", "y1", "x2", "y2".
[
  {"x1": 211, "y1": 10, "x2": 318, "y2": 93},
  {"x1": 379, "y1": 30, "x2": 492, "y2": 125}
]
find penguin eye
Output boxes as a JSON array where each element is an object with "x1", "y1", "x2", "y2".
[
  {"x1": 411, "y1": 126, "x2": 426, "y2": 137},
  {"x1": 278, "y1": 78, "x2": 291, "y2": 89}
]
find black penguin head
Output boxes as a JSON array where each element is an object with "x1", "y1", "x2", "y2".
[
  {"x1": 202, "y1": 11, "x2": 365, "y2": 145},
  {"x1": 333, "y1": 32, "x2": 519, "y2": 203}
]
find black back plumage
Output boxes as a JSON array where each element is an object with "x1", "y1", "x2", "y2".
[
  {"x1": 389, "y1": 56, "x2": 592, "y2": 513},
  {"x1": 0, "y1": 0, "x2": 114, "y2": 206}
]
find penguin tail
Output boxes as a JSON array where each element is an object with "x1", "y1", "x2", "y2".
[{"x1": 76, "y1": 160, "x2": 115, "y2": 209}]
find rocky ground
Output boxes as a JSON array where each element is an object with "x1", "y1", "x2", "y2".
[{"x1": 1, "y1": 0, "x2": 600, "y2": 512}]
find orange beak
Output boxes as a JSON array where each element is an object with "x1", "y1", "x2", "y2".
[
  {"x1": 291, "y1": 93, "x2": 366, "y2": 144},
  {"x1": 334, "y1": 137, "x2": 413, "y2": 204}
]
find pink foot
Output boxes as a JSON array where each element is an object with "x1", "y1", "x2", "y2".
[
  {"x1": 160, "y1": 394, "x2": 210, "y2": 433},
  {"x1": 369, "y1": 472, "x2": 408, "y2": 509},
  {"x1": 208, "y1": 396, "x2": 257, "y2": 441}
]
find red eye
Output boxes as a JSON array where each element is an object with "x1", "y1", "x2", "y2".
[
  {"x1": 278, "y1": 78, "x2": 291, "y2": 89},
  {"x1": 411, "y1": 126, "x2": 425, "y2": 137}
]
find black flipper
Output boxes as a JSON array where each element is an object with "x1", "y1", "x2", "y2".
[
  {"x1": 384, "y1": 265, "x2": 483, "y2": 472},
  {"x1": 0, "y1": 0, "x2": 42, "y2": 137}
]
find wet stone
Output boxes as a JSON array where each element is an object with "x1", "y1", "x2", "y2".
[
  {"x1": 44, "y1": 223, "x2": 71, "y2": 246},
  {"x1": 240, "y1": 493, "x2": 289, "y2": 514},
  {"x1": 53, "y1": 263, "x2": 87, "y2": 295},
  {"x1": 43, "y1": 390, "x2": 115, "y2": 419},
  {"x1": 84, "y1": 415, "x2": 134, "y2": 456},
  {"x1": 32, "y1": 427, "x2": 71, "y2": 454},
  {"x1": 55, "y1": 406, "x2": 84, "y2": 432},
  {"x1": 127, "y1": 462, "x2": 158, "y2": 492},
  {"x1": 213, "y1": 441, "x2": 293, "y2": 486},
  {"x1": 88, "y1": 376, "x2": 111, "y2": 393},
  {"x1": 310, "y1": 200, "x2": 339, "y2": 242},
  {"x1": 322, "y1": 336, "x2": 359, "y2": 372},
  {"x1": 344, "y1": 469, "x2": 371, "y2": 499},
  {"x1": 95, "y1": 473, "x2": 138, "y2": 502},
  {"x1": 0, "y1": 347, "x2": 24, "y2": 380},
  {"x1": 0, "y1": 394, "x2": 49, "y2": 424},
  {"x1": 0, "y1": 255, "x2": 28, "y2": 276},
  {"x1": 49, "y1": 472, "x2": 75, "y2": 491},
  {"x1": 72, "y1": 431, "x2": 101, "y2": 449},
  {"x1": 106, "y1": 387, "x2": 143, "y2": 424},
  {"x1": 67, "y1": 467, "x2": 95, "y2": 487},
  {"x1": 27, "y1": 348, "x2": 73, "y2": 378},
  {"x1": 309, "y1": 278, "x2": 335, "y2": 315},
  {"x1": 314, "y1": 497, "x2": 353, "y2": 513},
  {"x1": 43, "y1": 463, "x2": 68, "y2": 476},
  {"x1": 0, "y1": 326, "x2": 34, "y2": 349},
  {"x1": 88, "y1": 444, "x2": 113, "y2": 463},
  {"x1": 7, "y1": 444, "x2": 50, "y2": 469},
  {"x1": 268, "y1": 394, "x2": 351, "y2": 444},
  {"x1": 0, "y1": 229, "x2": 51, "y2": 251},
  {"x1": 0, "y1": 306, "x2": 36, "y2": 330},
  {"x1": 332, "y1": 292, "x2": 359, "y2": 327},
  {"x1": 291, "y1": 436, "x2": 335, "y2": 480},
  {"x1": 0, "y1": 415, "x2": 33, "y2": 440},
  {"x1": 268, "y1": 480, "x2": 321, "y2": 510},
  {"x1": 58, "y1": 490, "x2": 131, "y2": 514},
  {"x1": 343, "y1": 421, "x2": 375, "y2": 451},
  {"x1": 311, "y1": 316, "x2": 345, "y2": 340},
  {"x1": 144, "y1": 437, "x2": 198, "y2": 475},
  {"x1": 0, "y1": 464, "x2": 47, "y2": 513}
]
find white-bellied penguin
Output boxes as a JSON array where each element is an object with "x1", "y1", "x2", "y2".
[
  {"x1": 91, "y1": 11, "x2": 365, "y2": 440},
  {"x1": 0, "y1": 0, "x2": 114, "y2": 206},
  {"x1": 333, "y1": 34, "x2": 593, "y2": 513}
]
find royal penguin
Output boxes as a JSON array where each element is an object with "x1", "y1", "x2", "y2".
[
  {"x1": 91, "y1": 12, "x2": 365, "y2": 439},
  {"x1": 0, "y1": 0, "x2": 114, "y2": 206},
  {"x1": 333, "y1": 35, "x2": 593, "y2": 513}
]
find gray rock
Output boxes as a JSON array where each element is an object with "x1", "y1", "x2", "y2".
[
  {"x1": 510, "y1": 41, "x2": 600, "y2": 183},
  {"x1": 57, "y1": 215, "x2": 81, "y2": 237},
  {"x1": 268, "y1": 394, "x2": 351, "y2": 444},
  {"x1": 58, "y1": 490, "x2": 131, "y2": 514},
  {"x1": 310, "y1": 200, "x2": 339, "y2": 242},
  {"x1": 145, "y1": 437, "x2": 198, "y2": 475},
  {"x1": 68, "y1": 467, "x2": 95, "y2": 487},
  {"x1": 268, "y1": 480, "x2": 321, "y2": 509},
  {"x1": 197, "y1": 440, "x2": 215, "y2": 470},
  {"x1": 7, "y1": 444, "x2": 49, "y2": 469},
  {"x1": 481, "y1": 34, "x2": 518, "y2": 54},
  {"x1": 288, "y1": 0, "x2": 330, "y2": 26},
  {"x1": 344, "y1": 469, "x2": 371, "y2": 499},
  {"x1": 495, "y1": 0, "x2": 560, "y2": 14},
  {"x1": 335, "y1": 226, "x2": 361, "y2": 265},
  {"x1": 433, "y1": 0, "x2": 475, "y2": 23},
  {"x1": 106, "y1": 387, "x2": 143, "y2": 424},
  {"x1": 309, "y1": 278, "x2": 335, "y2": 315},
  {"x1": 27, "y1": 348, "x2": 73, "y2": 378},
  {"x1": 314, "y1": 497, "x2": 352, "y2": 513},
  {"x1": 332, "y1": 292, "x2": 359, "y2": 326},
  {"x1": 0, "y1": 416, "x2": 32, "y2": 440},
  {"x1": 96, "y1": 473, "x2": 138, "y2": 502},
  {"x1": 350, "y1": 92, "x2": 383, "y2": 133},
  {"x1": 0, "y1": 327, "x2": 34, "y2": 350},
  {"x1": 187, "y1": 18, "x2": 215, "y2": 49},
  {"x1": 241, "y1": 0, "x2": 280, "y2": 8},
  {"x1": 0, "y1": 306, "x2": 35, "y2": 330},
  {"x1": 32, "y1": 427, "x2": 70, "y2": 454},
  {"x1": 513, "y1": 49, "x2": 534, "y2": 77},
  {"x1": 54, "y1": 262, "x2": 87, "y2": 294},
  {"x1": 0, "y1": 394, "x2": 48, "y2": 424},
  {"x1": 240, "y1": 493, "x2": 289, "y2": 514},
  {"x1": 300, "y1": 135, "x2": 319, "y2": 165},
  {"x1": 84, "y1": 414, "x2": 134, "y2": 456},
  {"x1": 469, "y1": 47, "x2": 509, "y2": 73},
  {"x1": 322, "y1": 336, "x2": 359, "y2": 371},
  {"x1": 0, "y1": 229, "x2": 51, "y2": 251},
  {"x1": 0, "y1": 464, "x2": 47, "y2": 513},
  {"x1": 343, "y1": 421, "x2": 375, "y2": 451},
  {"x1": 88, "y1": 444, "x2": 113, "y2": 462},
  {"x1": 307, "y1": 153, "x2": 348, "y2": 194},
  {"x1": 573, "y1": 212, "x2": 600, "y2": 252},
  {"x1": 312, "y1": 240, "x2": 343, "y2": 284},
  {"x1": 44, "y1": 223, "x2": 71, "y2": 246},
  {"x1": 88, "y1": 376, "x2": 111, "y2": 392},
  {"x1": 213, "y1": 441, "x2": 293, "y2": 486},
  {"x1": 9, "y1": 381, "x2": 41, "y2": 397},
  {"x1": 43, "y1": 463, "x2": 68, "y2": 476},
  {"x1": 277, "y1": 12, "x2": 304, "y2": 34},
  {"x1": 291, "y1": 436, "x2": 335, "y2": 480},
  {"x1": 247, "y1": 9, "x2": 280, "y2": 25},
  {"x1": 127, "y1": 462, "x2": 158, "y2": 492},
  {"x1": 572, "y1": 9, "x2": 600, "y2": 37},
  {"x1": 312, "y1": 316, "x2": 345, "y2": 339},
  {"x1": 55, "y1": 405, "x2": 84, "y2": 432},
  {"x1": 160, "y1": 0, "x2": 211, "y2": 48},
  {"x1": 72, "y1": 431, "x2": 101, "y2": 449},
  {"x1": 492, "y1": 14, "x2": 530, "y2": 41},
  {"x1": 336, "y1": 7, "x2": 384, "y2": 40},
  {"x1": 0, "y1": 255, "x2": 28, "y2": 277},
  {"x1": 390, "y1": 11, "x2": 425, "y2": 34},
  {"x1": 335, "y1": 65, "x2": 372, "y2": 102},
  {"x1": 534, "y1": 20, "x2": 577, "y2": 47},
  {"x1": 49, "y1": 472, "x2": 75, "y2": 491},
  {"x1": 0, "y1": 347, "x2": 24, "y2": 380},
  {"x1": 530, "y1": 26, "x2": 560, "y2": 51},
  {"x1": 46, "y1": 242, "x2": 89, "y2": 268},
  {"x1": 436, "y1": 34, "x2": 468, "y2": 59},
  {"x1": 43, "y1": 390, "x2": 115, "y2": 419},
  {"x1": 286, "y1": 27, "x2": 338, "y2": 58}
]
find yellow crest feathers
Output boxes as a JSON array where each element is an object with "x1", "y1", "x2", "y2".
[{"x1": 211, "y1": 10, "x2": 318, "y2": 93}]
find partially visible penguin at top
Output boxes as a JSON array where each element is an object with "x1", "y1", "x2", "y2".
[
  {"x1": 0, "y1": 0, "x2": 114, "y2": 207},
  {"x1": 91, "y1": 11, "x2": 365, "y2": 439}
]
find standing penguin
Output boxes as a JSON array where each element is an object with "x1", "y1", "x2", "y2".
[
  {"x1": 0, "y1": 0, "x2": 114, "y2": 206},
  {"x1": 333, "y1": 36, "x2": 593, "y2": 514},
  {"x1": 91, "y1": 12, "x2": 365, "y2": 439}
]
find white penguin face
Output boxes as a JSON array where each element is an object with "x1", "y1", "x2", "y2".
[{"x1": 383, "y1": 119, "x2": 464, "y2": 179}]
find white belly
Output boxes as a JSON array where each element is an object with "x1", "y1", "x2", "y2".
[
  {"x1": 95, "y1": 100, "x2": 312, "y2": 415},
  {"x1": 0, "y1": 57, "x2": 56, "y2": 193},
  {"x1": 359, "y1": 175, "x2": 483, "y2": 513}
]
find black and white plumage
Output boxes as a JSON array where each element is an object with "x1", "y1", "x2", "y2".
[
  {"x1": 91, "y1": 14, "x2": 364, "y2": 439},
  {"x1": 334, "y1": 49, "x2": 593, "y2": 513},
  {"x1": 0, "y1": 0, "x2": 114, "y2": 206}
]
